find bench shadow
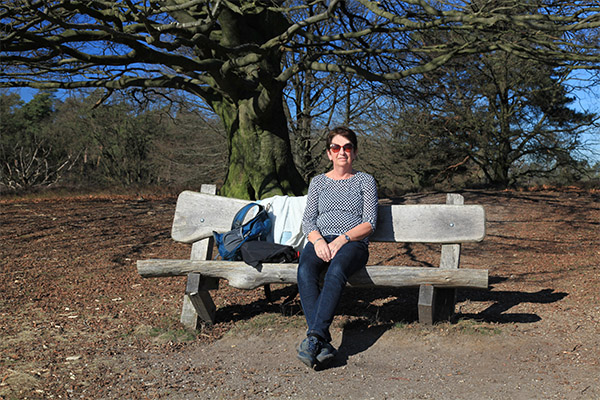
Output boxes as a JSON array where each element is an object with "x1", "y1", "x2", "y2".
[
  {"x1": 339, "y1": 276, "x2": 568, "y2": 324},
  {"x1": 455, "y1": 276, "x2": 569, "y2": 323},
  {"x1": 213, "y1": 284, "x2": 302, "y2": 324},
  {"x1": 214, "y1": 278, "x2": 568, "y2": 326},
  {"x1": 212, "y1": 276, "x2": 569, "y2": 363},
  {"x1": 317, "y1": 281, "x2": 569, "y2": 370}
]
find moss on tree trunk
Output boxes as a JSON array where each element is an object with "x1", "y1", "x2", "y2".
[{"x1": 211, "y1": 93, "x2": 307, "y2": 200}]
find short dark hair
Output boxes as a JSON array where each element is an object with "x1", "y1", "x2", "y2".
[{"x1": 327, "y1": 126, "x2": 358, "y2": 151}]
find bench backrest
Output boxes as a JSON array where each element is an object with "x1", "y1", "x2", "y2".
[{"x1": 171, "y1": 191, "x2": 485, "y2": 245}]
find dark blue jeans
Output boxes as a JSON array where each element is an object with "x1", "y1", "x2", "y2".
[{"x1": 297, "y1": 235, "x2": 369, "y2": 343}]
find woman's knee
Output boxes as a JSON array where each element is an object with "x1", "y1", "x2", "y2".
[
  {"x1": 297, "y1": 263, "x2": 317, "y2": 286},
  {"x1": 297, "y1": 246, "x2": 323, "y2": 283},
  {"x1": 336, "y1": 242, "x2": 369, "y2": 266},
  {"x1": 324, "y1": 245, "x2": 366, "y2": 279}
]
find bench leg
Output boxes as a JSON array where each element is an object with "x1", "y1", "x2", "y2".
[
  {"x1": 179, "y1": 185, "x2": 219, "y2": 331},
  {"x1": 180, "y1": 272, "x2": 219, "y2": 330},
  {"x1": 417, "y1": 193, "x2": 462, "y2": 324},
  {"x1": 418, "y1": 284, "x2": 457, "y2": 324}
]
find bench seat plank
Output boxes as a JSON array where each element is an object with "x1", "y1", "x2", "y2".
[
  {"x1": 171, "y1": 191, "x2": 486, "y2": 244},
  {"x1": 136, "y1": 260, "x2": 488, "y2": 290}
]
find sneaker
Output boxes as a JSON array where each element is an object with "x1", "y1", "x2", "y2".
[
  {"x1": 316, "y1": 341, "x2": 337, "y2": 367},
  {"x1": 297, "y1": 335, "x2": 321, "y2": 368}
]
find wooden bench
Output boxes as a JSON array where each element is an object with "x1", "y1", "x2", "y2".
[{"x1": 137, "y1": 184, "x2": 488, "y2": 330}]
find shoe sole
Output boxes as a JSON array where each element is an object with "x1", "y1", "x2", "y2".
[
  {"x1": 316, "y1": 352, "x2": 336, "y2": 365},
  {"x1": 297, "y1": 352, "x2": 316, "y2": 368},
  {"x1": 316, "y1": 344, "x2": 337, "y2": 366}
]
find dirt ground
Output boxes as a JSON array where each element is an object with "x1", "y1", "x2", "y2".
[{"x1": 1, "y1": 188, "x2": 599, "y2": 399}]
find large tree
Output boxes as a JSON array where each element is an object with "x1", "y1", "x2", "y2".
[
  {"x1": 377, "y1": 6, "x2": 600, "y2": 189},
  {"x1": 421, "y1": 59, "x2": 597, "y2": 188},
  {"x1": 2, "y1": 0, "x2": 599, "y2": 198}
]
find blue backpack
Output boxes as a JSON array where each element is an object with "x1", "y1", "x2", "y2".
[{"x1": 213, "y1": 203, "x2": 272, "y2": 261}]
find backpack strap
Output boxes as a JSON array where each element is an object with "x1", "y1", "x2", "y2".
[{"x1": 231, "y1": 203, "x2": 262, "y2": 230}]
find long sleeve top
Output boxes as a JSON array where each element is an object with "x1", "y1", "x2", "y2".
[{"x1": 301, "y1": 171, "x2": 378, "y2": 243}]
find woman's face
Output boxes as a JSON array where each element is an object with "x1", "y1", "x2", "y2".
[{"x1": 327, "y1": 134, "x2": 356, "y2": 167}]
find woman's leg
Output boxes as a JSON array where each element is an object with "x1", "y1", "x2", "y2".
[
  {"x1": 296, "y1": 240, "x2": 327, "y2": 330},
  {"x1": 307, "y1": 240, "x2": 369, "y2": 342}
]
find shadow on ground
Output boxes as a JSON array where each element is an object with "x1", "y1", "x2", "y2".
[
  {"x1": 456, "y1": 276, "x2": 568, "y2": 323},
  {"x1": 214, "y1": 277, "x2": 568, "y2": 331},
  {"x1": 325, "y1": 321, "x2": 391, "y2": 370}
]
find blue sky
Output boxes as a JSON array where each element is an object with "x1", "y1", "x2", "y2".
[{"x1": 570, "y1": 71, "x2": 600, "y2": 163}]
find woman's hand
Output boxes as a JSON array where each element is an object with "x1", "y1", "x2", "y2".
[
  {"x1": 314, "y1": 238, "x2": 332, "y2": 262},
  {"x1": 327, "y1": 236, "x2": 348, "y2": 259}
]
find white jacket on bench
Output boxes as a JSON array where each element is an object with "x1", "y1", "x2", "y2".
[{"x1": 259, "y1": 195, "x2": 307, "y2": 250}]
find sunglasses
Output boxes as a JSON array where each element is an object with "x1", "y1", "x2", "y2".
[{"x1": 329, "y1": 143, "x2": 354, "y2": 153}]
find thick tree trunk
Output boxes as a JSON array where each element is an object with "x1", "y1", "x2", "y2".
[
  {"x1": 199, "y1": 6, "x2": 308, "y2": 200},
  {"x1": 210, "y1": 91, "x2": 307, "y2": 200}
]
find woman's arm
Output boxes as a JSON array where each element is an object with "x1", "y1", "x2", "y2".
[
  {"x1": 301, "y1": 176, "x2": 321, "y2": 237},
  {"x1": 342, "y1": 221, "x2": 374, "y2": 242},
  {"x1": 360, "y1": 173, "x2": 379, "y2": 233},
  {"x1": 325, "y1": 221, "x2": 372, "y2": 258},
  {"x1": 302, "y1": 176, "x2": 334, "y2": 262}
]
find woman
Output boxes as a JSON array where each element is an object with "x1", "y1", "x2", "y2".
[{"x1": 297, "y1": 126, "x2": 378, "y2": 369}]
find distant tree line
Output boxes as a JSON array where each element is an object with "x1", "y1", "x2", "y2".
[
  {"x1": 1, "y1": 86, "x2": 598, "y2": 196},
  {"x1": 0, "y1": 90, "x2": 228, "y2": 192}
]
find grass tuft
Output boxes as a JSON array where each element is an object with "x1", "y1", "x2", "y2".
[{"x1": 226, "y1": 313, "x2": 305, "y2": 337}]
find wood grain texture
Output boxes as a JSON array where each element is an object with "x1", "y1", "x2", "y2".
[
  {"x1": 137, "y1": 259, "x2": 488, "y2": 290},
  {"x1": 143, "y1": 190, "x2": 489, "y2": 327}
]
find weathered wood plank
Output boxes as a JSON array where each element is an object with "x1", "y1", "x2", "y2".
[
  {"x1": 183, "y1": 272, "x2": 216, "y2": 324},
  {"x1": 136, "y1": 259, "x2": 488, "y2": 290},
  {"x1": 371, "y1": 204, "x2": 485, "y2": 243},
  {"x1": 171, "y1": 190, "x2": 250, "y2": 243},
  {"x1": 179, "y1": 184, "x2": 219, "y2": 330},
  {"x1": 439, "y1": 193, "x2": 463, "y2": 270},
  {"x1": 170, "y1": 191, "x2": 486, "y2": 244},
  {"x1": 418, "y1": 284, "x2": 436, "y2": 325}
]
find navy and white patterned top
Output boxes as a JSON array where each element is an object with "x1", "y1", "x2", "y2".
[{"x1": 302, "y1": 171, "x2": 378, "y2": 243}]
